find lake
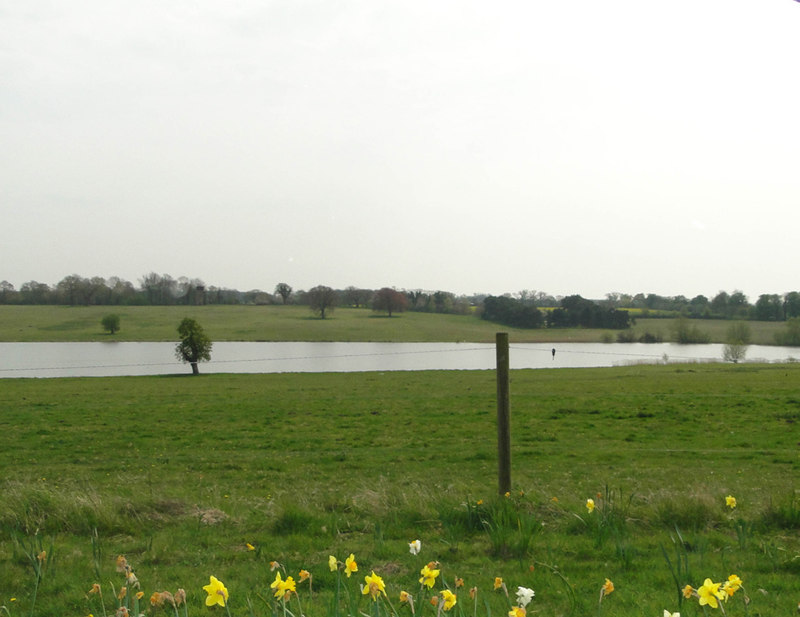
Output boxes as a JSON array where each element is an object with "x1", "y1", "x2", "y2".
[{"x1": 1, "y1": 341, "x2": 799, "y2": 378}]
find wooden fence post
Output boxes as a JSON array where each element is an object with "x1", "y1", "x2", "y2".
[{"x1": 496, "y1": 332, "x2": 511, "y2": 495}]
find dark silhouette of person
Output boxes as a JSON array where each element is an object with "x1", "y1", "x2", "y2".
[{"x1": 551, "y1": 348, "x2": 556, "y2": 359}]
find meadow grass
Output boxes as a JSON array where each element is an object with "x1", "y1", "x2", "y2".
[
  {"x1": 0, "y1": 305, "x2": 789, "y2": 345},
  {"x1": 1, "y1": 364, "x2": 799, "y2": 616}
]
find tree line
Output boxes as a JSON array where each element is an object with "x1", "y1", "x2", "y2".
[
  {"x1": 1, "y1": 273, "x2": 798, "y2": 324},
  {"x1": 482, "y1": 294, "x2": 632, "y2": 330}
]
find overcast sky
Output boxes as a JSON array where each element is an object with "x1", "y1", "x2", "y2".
[{"x1": 2, "y1": 1, "x2": 799, "y2": 300}]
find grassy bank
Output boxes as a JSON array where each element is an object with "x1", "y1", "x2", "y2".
[
  {"x1": 2, "y1": 364, "x2": 799, "y2": 615},
  {"x1": 0, "y1": 305, "x2": 790, "y2": 344}
]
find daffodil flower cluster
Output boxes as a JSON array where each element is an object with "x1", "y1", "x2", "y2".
[{"x1": 683, "y1": 574, "x2": 743, "y2": 610}]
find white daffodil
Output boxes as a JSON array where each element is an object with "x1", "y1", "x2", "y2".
[
  {"x1": 516, "y1": 586, "x2": 535, "y2": 607},
  {"x1": 409, "y1": 539, "x2": 421, "y2": 555}
]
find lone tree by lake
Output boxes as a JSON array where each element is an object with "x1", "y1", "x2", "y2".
[
  {"x1": 175, "y1": 317, "x2": 212, "y2": 375},
  {"x1": 101, "y1": 313, "x2": 120, "y2": 334}
]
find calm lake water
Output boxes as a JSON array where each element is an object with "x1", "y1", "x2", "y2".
[{"x1": 1, "y1": 341, "x2": 799, "y2": 378}]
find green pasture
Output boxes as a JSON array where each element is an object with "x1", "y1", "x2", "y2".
[
  {"x1": 2, "y1": 364, "x2": 799, "y2": 616},
  {"x1": 0, "y1": 305, "x2": 790, "y2": 344}
]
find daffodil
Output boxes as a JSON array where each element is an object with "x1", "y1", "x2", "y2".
[
  {"x1": 246, "y1": 543, "x2": 255, "y2": 551},
  {"x1": 270, "y1": 572, "x2": 296, "y2": 599},
  {"x1": 361, "y1": 571, "x2": 386, "y2": 600},
  {"x1": 601, "y1": 578, "x2": 614, "y2": 596},
  {"x1": 175, "y1": 589, "x2": 186, "y2": 606},
  {"x1": 725, "y1": 495, "x2": 737, "y2": 509},
  {"x1": 586, "y1": 498, "x2": 596, "y2": 513},
  {"x1": 682, "y1": 585, "x2": 694, "y2": 599},
  {"x1": 493, "y1": 577, "x2": 504, "y2": 591},
  {"x1": 299, "y1": 569, "x2": 311, "y2": 583},
  {"x1": 663, "y1": 611, "x2": 680, "y2": 617},
  {"x1": 697, "y1": 578, "x2": 725, "y2": 609},
  {"x1": 399, "y1": 591, "x2": 412, "y2": 603},
  {"x1": 345, "y1": 553, "x2": 358, "y2": 577},
  {"x1": 202, "y1": 576, "x2": 228, "y2": 607},
  {"x1": 328, "y1": 555, "x2": 338, "y2": 572},
  {"x1": 508, "y1": 607, "x2": 525, "y2": 617},
  {"x1": 440, "y1": 589, "x2": 457, "y2": 611},
  {"x1": 419, "y1": 564, "x2": 440, "y2": 589},
  {"x1": 722, "y1": 574, "x2": 742, "y2": 596},
  {"x1": 409, "y1": 539, "x2": 421, "y2": 555},
  {"x1": 516, "y1": 586, "x2": 535, "y2": 607}
]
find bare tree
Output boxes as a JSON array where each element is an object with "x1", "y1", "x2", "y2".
[
  {"x1": 308, "y1": 285, "x2": 337, "y2": 319},
  {"x1": 274, "y1": 283, "x2": 293, "y2": 304}
]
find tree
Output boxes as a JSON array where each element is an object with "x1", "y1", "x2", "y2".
[
  {"x1": 755, "y1": 294, "x2": 782, "y2": 321},
  {"x1": 723, "y1": 321, "x2": 750, "y2": 363},
  {"x1": 372, "y1": 287, "x2": 408, "y2": 317},
  {"x1": 175, "y1": 317, "x2": 212, "y2": 375},
  {"x1": 308, "y1": 285, "x2": 337, "y2": 319},
  {"x1": 274, "y1": 283, "x2": 293, "y2": 304},
  {"x1": 101, "y1": 313, "x2": 121, "y2": 335}
]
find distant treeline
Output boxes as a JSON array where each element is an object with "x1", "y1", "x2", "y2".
[
  {"x1": 482, "y1": 294, "x2": 631, "y2": 330},
  {"x1": 1, "y1": 273, "x2": 799, "y2": 324}
]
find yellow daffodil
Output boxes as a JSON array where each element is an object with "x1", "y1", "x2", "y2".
[
  {"x1": 399, "y1": 591, "x2": 412, "y2": 603},
  {"x1": 203, "y1": 575, "x2": 228, "y2": 607},
  {"x1": 361, "y1": 571, "x2": 386, "y2": 600},
  {"x1": 116, "y1": 556, "x2": 129, "y2": 572},
  {"x1": 697, "y1": 578, "x2": 725, "y2": 609},
  {"x1": 135, "y1": 591, "x2": 144, "y2": 600},
  {"x1": 455, "y1": 577, "x2": 464, "y2": 588},
  {"x1": 493, "y1": 577, "x2": 504, "y2": 591},
  {"x1": 476, "y1": 499, "x2": 484, "y2": 505},
  {"x1": 345, "y1": 553, "x2": 358, "y2": 577},
  {"x1": 419, "y1": 564, "x2": 440, "y2": 589},
  {"x1": 586, "y1": 499, "x2": 596, "y2": 513},
  {"x1": 722, "y1": 574, "x2": 742, "y2": 596},
  {"x1": 725, "y1": 495, "x2": 737, "y2": 509},
  {"x1": 299, "y1": 569, "x2": 311, "y2": 583},
  {"x1": 508, "y1": 607, "x2": 525, "y2": 617},
  {"x1": 246, "y1": 543, "x2": 255, "y2": 551},
  {"x1": 441, "y1": 589, "x2": 457, "y2": 611},
  {"x1": 329, "y1": 555, "x2": 338, "y2": 572},
  {"x1": 682, "y1": 585, "x2": 694, "y2": 599},
  {"x1": 601, "y1": 578, "x2": 614, "y2": 596},
  {"x1": 150, "y1": 592, "x2": 164, "y2": 607},
  {"x1": 271, "y1": 572, "x2": 296, "y2": 599}
]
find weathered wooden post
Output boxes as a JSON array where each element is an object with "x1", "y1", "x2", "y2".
[{"x1": 496, "y1": 332, "x2": 511, "y2": 495}]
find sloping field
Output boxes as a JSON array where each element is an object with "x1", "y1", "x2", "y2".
[{"x1": 1, "y1": 363, "x2": 799, "y2": 615}]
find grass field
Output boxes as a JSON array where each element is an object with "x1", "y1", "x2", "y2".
[
  {"x1": 2, "y1": 364, "x2": 799, "y2": 616},
  {"x1": 0, "y1": 305, "x2": 790, "y2": 345}
]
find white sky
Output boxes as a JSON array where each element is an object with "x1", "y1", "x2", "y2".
[{"x1": 2, "y1": 1, "x2": 799, "y2": 300}]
